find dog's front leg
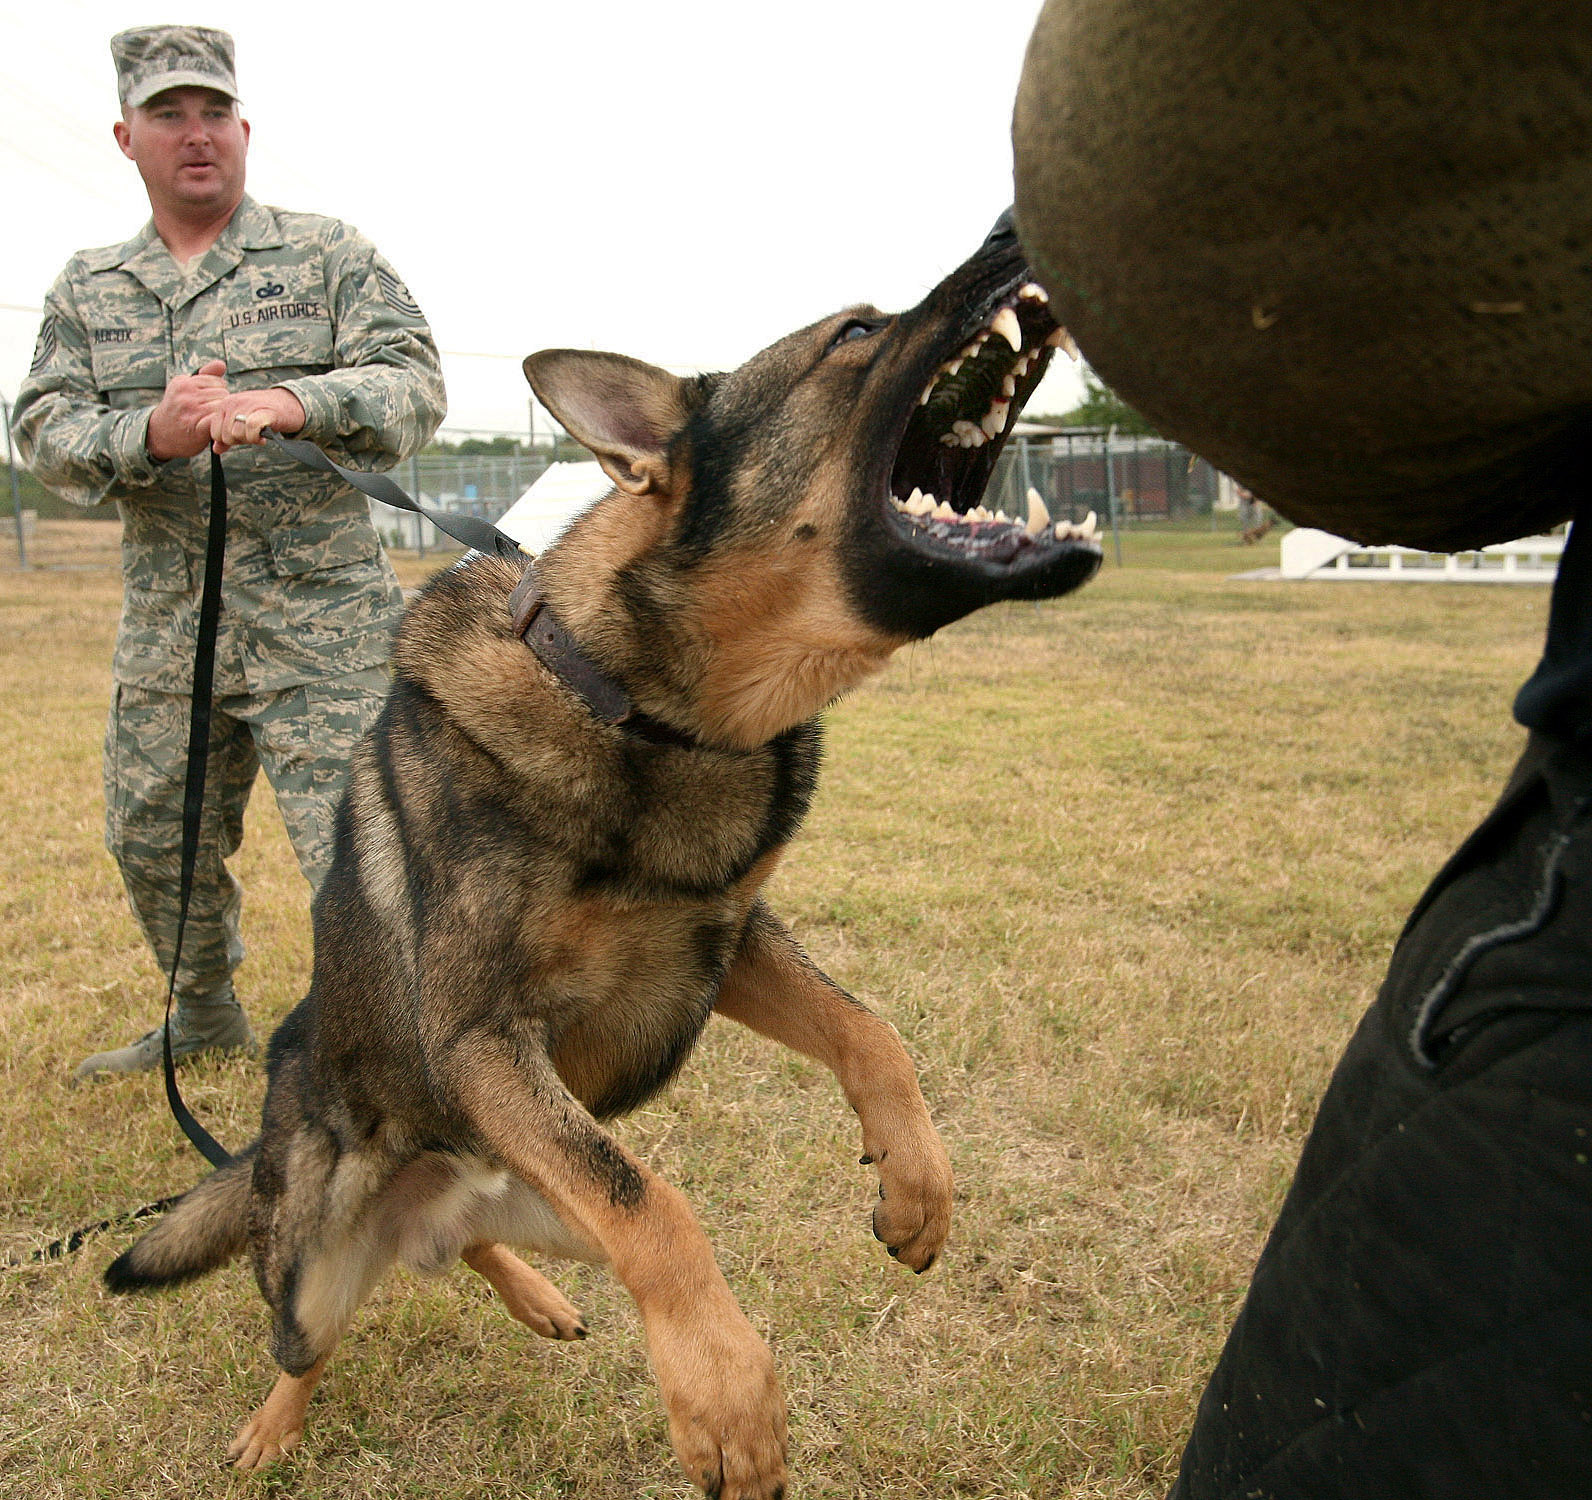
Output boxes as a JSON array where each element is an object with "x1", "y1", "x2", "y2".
[
  {"x1": 438, "y1": 1031, "x2": 788, "y2": 1500},
  {"x1": 715, "y1": 902, "x2": 953, "y2": 1272}
]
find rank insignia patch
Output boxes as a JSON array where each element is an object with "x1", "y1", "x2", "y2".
[
  {"x1": 375, "y1": 265, "x2": 423, "y2": 318},
  {"x1": 30, "y1": 314, "x2": 58, "y2": 374}
]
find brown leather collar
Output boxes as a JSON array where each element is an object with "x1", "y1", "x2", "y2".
[{"x1": 507, "y1": 567, "x2": 696, "y2": 749}]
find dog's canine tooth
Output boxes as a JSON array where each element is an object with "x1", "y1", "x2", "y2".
[
  {"x1": 1080, "y1": 509, "x2": 1099, "y2": 537},
  {"x1": 1025, "y1": 487, "x2": 1051, "y2": 535},
  {"x1": 1045, "y1": 326, "x2": 1080, "y2": 359},
  {"x1": 989, "y1": 306, "x2": 1023, "y2": 352},
  {"x1": 981, "y1": 402, "x2": 1009, "y2": 439}
]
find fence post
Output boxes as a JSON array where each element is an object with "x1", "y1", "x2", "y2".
[
  {"x1": 410, "y1": 454, "x2": 425, "y2": 558},
  {"x1": 1105, "y1": 424, "x2": 1122, "y2": 565},
  {"x1": 2, "y1": 394, "x2": 27, "y2": 570}
]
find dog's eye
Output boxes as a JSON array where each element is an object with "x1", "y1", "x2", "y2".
[{"x1": 829, "y1": 318, "x2": 880, "y2": 350}]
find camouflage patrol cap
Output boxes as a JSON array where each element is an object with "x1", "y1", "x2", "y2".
[{"x1": 111, "y1": 25, "x2": 239, "y2": 109}]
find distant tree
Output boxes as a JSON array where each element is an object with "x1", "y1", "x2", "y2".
[
  {"x1": 424, "y1": 435, "x2": 533, "y2": 456},
  {"x1": 1042, "y1": 367, "x2": 1160, "y2": 436},
  {"x1": 1, "y1": 462, "x2": 79, "y2": 520}
]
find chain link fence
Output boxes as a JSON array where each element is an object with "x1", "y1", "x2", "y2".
[
  {"x1": 988, "y1": 433, "x2": 1222, "y2": 526},
  {"x1": 377, "y1": 434, "x2": 1225, "y2": 552}
]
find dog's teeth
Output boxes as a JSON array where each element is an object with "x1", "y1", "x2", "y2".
[
  {"x1": 1014, "y1": 354, "x2": 1032, "y2": 379},
  {"x1": 1019, "y1": 281, "x2": 1050, "y2": 304},
  {"x1": 1080, "y1": 509, "x2": 1099, "y2": 537},
  {"x1": 989, "y1": 306, "x2": 1023, "y2": 352},
  {"x1": 1001, "y1": 374, "x2": 1017, "y2": 399},
  {"x1": 1025, "y1": 486, "x2": 1051, "y2": 536},
  {"x1": 919, "y1": 384, "x2": 934, "y2": 406},
  {"x1": 981, "y1": 401, "x2": 1009, "y2": 439},
  {"x1": 907, "y1": 488, "x2": 935, "y2": 516},
  {"x1": 939, "y1": 432, "x2": 959, "y2": 446},
  {"x1": 994, "y1": 508, "x2": 1013, "y2": 524},
  {"x1": 944, "y1": 357, "x2": 963, "y2": 378},
  {"x1": 890, "y1": 495, "x2": 908, "y2": 512},
  {"x1": 932, "y1": 501, "x2": 957, "y2": 521},
  {"x1": 1045, "y1": 326, "x2": 1080, "y2": 359}
]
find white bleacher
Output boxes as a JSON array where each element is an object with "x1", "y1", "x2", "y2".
[{"x1": 1279, "y1": 527, "x2": 1566, "y2": 584}]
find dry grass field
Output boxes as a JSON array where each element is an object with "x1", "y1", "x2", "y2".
[{"x1": 0, "y1": 518, "x2": 1548, "y2": 1499}]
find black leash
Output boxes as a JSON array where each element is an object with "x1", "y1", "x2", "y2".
[
  {"x1": 160, "y1": 440, "x2": 520, "y2": 1172},
  {"x1": 33, "y1": 438, "x2": 650, "y2": 1263},
  {"x1": 159, "y1": 448, "x2": 235, "y2": 1169},
  {"x1": 264, "y1": 431, "x2": 514, "y2": 554},
  {"x1": 13, "y1": 453, "x2": 234, "y2": 1261},
  {"x1": 18, "y1": 443, "x2": 516, "y2": 1267}
]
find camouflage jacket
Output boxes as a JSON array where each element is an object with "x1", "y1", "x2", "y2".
[{"x1": 12, "y1": 196, "x2": 446, "y2": 693}]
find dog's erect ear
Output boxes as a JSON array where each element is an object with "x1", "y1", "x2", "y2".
[{"x1": 524, "y1": 351, "x2": 692, "y2": 499}]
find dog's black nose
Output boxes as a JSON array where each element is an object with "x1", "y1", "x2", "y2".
[{"x1": 981, "y1": 208, "x2": 1019, "y2": 253}]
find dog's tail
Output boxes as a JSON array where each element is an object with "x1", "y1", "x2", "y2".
[{"x1": 104, "y1": 1140, "x2": 259, "y2": 1293}]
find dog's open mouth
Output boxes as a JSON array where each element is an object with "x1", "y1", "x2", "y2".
[{"x1": 885, "y1": 282, "x2": 1098, "y2": 567}]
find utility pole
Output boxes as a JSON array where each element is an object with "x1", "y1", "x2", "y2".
[{"x1": 2, "y1": 393, "x2": 27, "y2": 569}]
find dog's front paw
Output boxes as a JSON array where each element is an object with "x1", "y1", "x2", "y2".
[
  {"x1": 227, "y1": 1410, "x2": 302, "y2": 1472},
  {"x1": 647, "y1": 1302, "x2": 789, "y2": 1499},
  {"x1": 863, "y1": 1123, "x2": 953, "y2": 1272}
]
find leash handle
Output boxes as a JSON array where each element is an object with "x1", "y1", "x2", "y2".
[{"x1": 160, "y1": 449, "x2": 234, "y2": 1170}]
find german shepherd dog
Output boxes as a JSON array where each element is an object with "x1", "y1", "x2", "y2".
[{"x1": 105, "y1": 212, "x2": 1101, "y2": 1498}]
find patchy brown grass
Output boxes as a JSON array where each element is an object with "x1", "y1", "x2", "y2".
[{"x1": 0, "y1": 522, "x2": 1545, "y2": 1498}]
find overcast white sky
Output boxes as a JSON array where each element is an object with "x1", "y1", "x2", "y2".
[{"x1": 0, "y1": 0, "x2": 1086, "y2": 441}]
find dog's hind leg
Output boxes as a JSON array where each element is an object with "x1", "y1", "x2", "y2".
[
  {"x1": 463, "y1": 1243, "x2": 588, "y2": 1340},
  {"x1": 240, "y1": 1108, "x2": 398, "y2": 1470}
]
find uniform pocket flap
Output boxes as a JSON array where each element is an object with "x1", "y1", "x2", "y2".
[
  {"x1": 92, "y1": 338, "x2": 166, "y2": 394},
  {"x1": 223, "y1": 312, "x2": 335, "y2": 377}
]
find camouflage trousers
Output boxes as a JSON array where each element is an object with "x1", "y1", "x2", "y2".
[{"x1": 103, "y1": 669, "x2": 389, "y2": 1009}]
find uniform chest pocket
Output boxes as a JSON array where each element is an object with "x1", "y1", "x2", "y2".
[
  {"x1": 91, "y1": 329, "x2": 167, "y2": 409},
  {"x1": 222, "y1": 312, "x2": 335, "y2": 387}
]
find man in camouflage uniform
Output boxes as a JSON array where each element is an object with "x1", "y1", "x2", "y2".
[{"x1": 11, "y1": 26, "x2": 446, "y2": 1079}]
